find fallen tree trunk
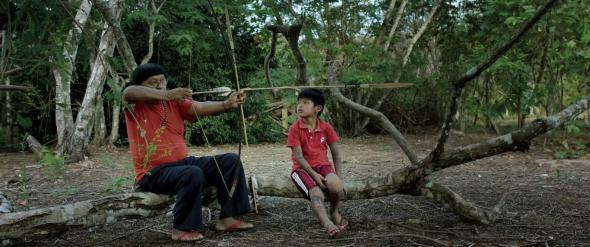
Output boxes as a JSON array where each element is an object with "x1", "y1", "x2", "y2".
[{"x1": 0, "y1": 193, "x2": 171, "y2": 241}]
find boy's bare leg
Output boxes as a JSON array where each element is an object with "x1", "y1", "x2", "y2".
[
  {"x1": 309, "y1": 187, "x2": 339, "y2": 237},
  {"x1": 325, "y1": 174, "x2": 347, "y2": 230}
]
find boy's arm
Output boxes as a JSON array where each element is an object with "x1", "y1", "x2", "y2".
[
  {"x1": 328, "y1": 142, "x2": 342, "y2": 178},
  {"x1": 291, "y1": 146, "x2": 327, "y2": 189}
]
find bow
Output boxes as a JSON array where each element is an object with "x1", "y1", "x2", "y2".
[{"x1": 187, "y1": 0, "x2": 247, "y2": 207}]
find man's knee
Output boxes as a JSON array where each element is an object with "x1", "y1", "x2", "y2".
[
  {"x1": 223, "y1": 153, "x2": 240, "y2": 163},
  {"x1": 180, "y1": 166, "x2": 205, "y2": 186}
]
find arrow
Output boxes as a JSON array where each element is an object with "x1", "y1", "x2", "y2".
[{"x1": 192, "y1": 83, "x2": 414, "y2": 96}]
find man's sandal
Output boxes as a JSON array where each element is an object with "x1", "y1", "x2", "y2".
[
  {"x1": 171, "y1": 230, "x2": 204, "y2": 241},
  {"x1": 215, "y1": 220, "x2": 254, "y2": 232}
]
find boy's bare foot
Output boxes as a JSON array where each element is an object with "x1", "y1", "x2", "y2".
[
  {"x1": 331, "y1": 212, "x2": 349, "y2": 230},
  {"x1": 215, "y1": 218, "x2": 254, "y2": 232},
  {"x1": 171, "y1": 229, "x2": 204, "y2": 241},
  {"x1": 326, "y1": 223, "x2": 340, "y2": 238}
]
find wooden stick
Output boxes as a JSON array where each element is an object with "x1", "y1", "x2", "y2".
[
  {"x1": 192, "y1": 83, "x2": 414, "y2": 95},
  {"x1": 224, "y1": 0, "x2": 249, "y2": 148}
]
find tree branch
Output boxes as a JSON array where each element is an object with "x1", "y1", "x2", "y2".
[
  {"x1": 327, "y1": 61, "x2": 420, "y2": 165},
  {"x1": 91, "y1": 0, "x2": 137, "y2": 73},
  {"x1": 267, "y1": 25, "x2": 308, "y2": 85},
  {"x1": 264, "y1": 31, "x2": 279, "y2": 98},
  {"x1": 428, "y1": 0, "x2": 560, "y2": 162},
  {"x1": 383, "y1": 0, "x2": 407, "y2": 52},
  {"x1": 0, "y1": 85, "x2": 33, "y2": 91},
  {"x1": 433, "y1": 96, "x2": 590, "y2": 170},
  {"x1": 419, "y1": 179, "x2": 507, "y2": 225},
  {"x1": 0, "y1": 193, "x2": 172, "y2": 241}
]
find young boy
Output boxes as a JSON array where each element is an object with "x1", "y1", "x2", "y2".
[{"x1": 287, "y1": 89, "x2": 348, "y2": 238}]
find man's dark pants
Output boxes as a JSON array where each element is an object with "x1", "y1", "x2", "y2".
[{"x1": 137, "y1": 153, "x2": 251, "y2": 230}]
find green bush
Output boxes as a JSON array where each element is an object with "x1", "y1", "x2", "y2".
[{"x1": 185, "y1": 93, "x2": 283, "y2": 145}]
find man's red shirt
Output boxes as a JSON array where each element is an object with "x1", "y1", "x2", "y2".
[
  {"x1": 287, "y1": 118, "x2": 340, "y2": 171},
  {"x1": 124, "y1": 99, "x2": 193, "y2": 182}
]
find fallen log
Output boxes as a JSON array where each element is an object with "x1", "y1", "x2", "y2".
[{"x1": 0, "y1": 193, "x2": 171, "y2": 242}]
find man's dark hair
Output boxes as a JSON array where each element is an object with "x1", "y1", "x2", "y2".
[
  {"x1": 297, "y1": 88, "x2": 325, "y2": 116},
  {"x1": 131, "y1": 63, "x2": 166, "y2": 85}
]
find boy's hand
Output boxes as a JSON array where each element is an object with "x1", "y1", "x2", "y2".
[{"x1": 312, "y1": 172, "x2": 327, "y2": 189}]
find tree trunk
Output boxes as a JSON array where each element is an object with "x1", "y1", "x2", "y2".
[
  {"x1": 266, "y1": 25, "x2": 307, "y2": 85},
  {"x1": 264, "y1": 31, "x2": 279, "y2": 99},
  {"x1": 0, "y1": 193, "x2": 171, "y2": 241},
  {"x1": 383, "y1": 0, "x2": 407, "y2": 52},
  {"x1": 25, "y1": 135, "x2": 44, "y2": 159},
  {"x1": 1, "y1": 30, "x2": 13, "y2": 146},
  {"x1": 373, "y1": 0, "x2": 397, "y2": 46},
  {"x1": 92, "y1": 95, "x2": 107, "y2": 145},
  {"x1": 3, "y1": 94, "x2": 588, "y2": 240},
  {"x1": 61, "y1": 0, "x2": 123, "y2": 162},
  {"x1": 108, "y1": 76, "x2": 125, "y2": 145},
  {"x1": 2, "y1": 78, "x2": 11, "y2": 145},
  {"x1": 54, "y1": 0, "x2": 93, "y2": 147},
  {"x1": 359, "y1": 0, "x2": 441, "y2": 131}
]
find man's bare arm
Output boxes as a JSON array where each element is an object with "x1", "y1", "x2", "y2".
[
  {"x1": 188, "y1": 90, "x2": 245, "y2": 117},
  {"x1": 123, "y1": 86, "x2": 191, "y2": 103}
]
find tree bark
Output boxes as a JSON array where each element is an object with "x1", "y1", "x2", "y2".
[
  {"x1": 54, "y1": 0, "x2": 93, "y2": 147},
  {"x1": 0, "y1": 192, "x2": 11, "y2": 214},
  {"x1": 427, "y1": 0, "x2": 559, "y2": 163},
  {"x1": 264, "y1": 31, "x2": 279, "y2": 99},
  {"x1": 383, "y1": 0, "x2": 407, "y2": 52},
  {"x1": 0, "y1": 193, "x2": 171, "y2": 241},
  {"x1": 91, "y1": 0, "x2": 141, "y2": 146},
  {"x1": 140, "y1": 0, "x2": 166, "y2": 65},
  {"x1": 267, "y1": 25, "x2": 308, "y2": 85},
  {"x1": 1, "y1": 30, "x2": 13, "y2": 145},
  {"x1": 374, "y1": 0, "x2": 397, "y2": 46},
  {"x1": 108, "y1": 76, "x2": 125, "y2": 145},
  {"x1": 2, "y1": 96, "x2": 588, "y2": 240},
  {"x1": 61, "y1": 0, "x2": 123, "y2": 162},
  {"x1": 92, "y1": 95, "x2": 107, "y2": 145},
  {"x1": 25, "y1": 135, "x2": 44, "y2": 158},
  {"x1": 359, "y1": 0, "x2": 440, "y2": 131}
]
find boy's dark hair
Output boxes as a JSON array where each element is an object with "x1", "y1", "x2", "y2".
[
  {"x1": 298, "y1": 88, "x2": 325, "y2": 116},
  {"x1": 131, "y1": 63, "x2": 166, "y2": 85}
]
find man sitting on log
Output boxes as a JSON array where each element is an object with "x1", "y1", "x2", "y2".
[
  {"x1": 123, "y1": 63, "x2": 253, "y2": 241},
  {"x1": 287, "y1": 89, "x2": 348, "y2": 238}
]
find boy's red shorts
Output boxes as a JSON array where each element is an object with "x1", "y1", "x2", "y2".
[{"x1": 290, "y1": 165, "x2": 335, "y2": 199}]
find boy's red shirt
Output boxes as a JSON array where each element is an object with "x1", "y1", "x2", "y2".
[
  {"x1": 287, "y1": 118, "x2": 340, "y2": 170},
  {"x1": 124, "y1": 99, "x2": 194, "y2": 182}
]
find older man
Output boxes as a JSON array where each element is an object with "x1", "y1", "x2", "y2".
[{"x1": 123, "y1": 63, "x2": 253, "y2": 241}]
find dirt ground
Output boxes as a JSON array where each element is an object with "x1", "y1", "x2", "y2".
[{"x1": 1, "y1": 133, "x2": 590, "y2": 246}]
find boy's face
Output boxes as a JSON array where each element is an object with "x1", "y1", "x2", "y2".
[
  {"x1": 142, "y1": 74, "x2": 167, "y2": 90},
  {"x1": 297, "y1": 98, "x2": 322, "y2": 118}
]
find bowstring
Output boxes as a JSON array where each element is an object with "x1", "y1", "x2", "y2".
[{"x1": 188, "y1": 50, "x2": 231, "y2": 196}]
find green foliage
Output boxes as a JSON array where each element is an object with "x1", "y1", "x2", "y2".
[
  {"x1": 4, "y1": 0, "x2": 590, "y2": 147},
  {"x1": 40, "y1": 149, "x2": 66, "y2": 178},
  {"x1": 50, "y1": 186, "x2": 79, "y2": 198},
  {"x1": 105, "y1": 176, "x2": 131, "y2": 193},
  {"x1": 185, "y1": 92, "x2": 283, "y2": 145},
  {"x1": 553, "y1": 121, "x2": 589, "y2": 159}
]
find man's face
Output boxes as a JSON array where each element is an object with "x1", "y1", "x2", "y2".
[
  {"x1": 141, "y1": 74, "x2": 167, "y2": 90},
  {"x1": 297, "y1": 98, "x2": 321, "y2": 118}
]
